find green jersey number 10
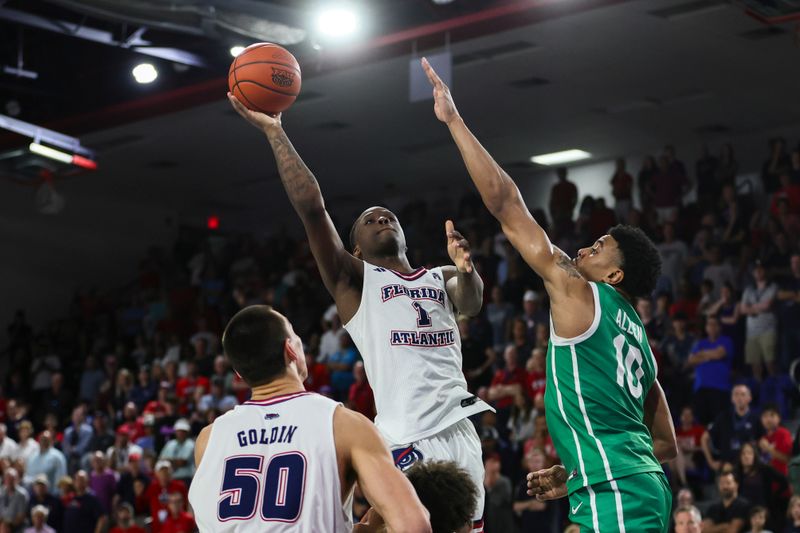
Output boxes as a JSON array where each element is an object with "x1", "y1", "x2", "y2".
[{"x1": 613, "y1": 334, "x2": 644, "y2": 399}]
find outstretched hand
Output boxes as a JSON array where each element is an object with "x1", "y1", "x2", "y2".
[
  {"x1": 446, "y1": 220, "x2": 473, "y2": 274},
  {"x1": 527, "y1": 465, "x2": 568, "y2": 501},
  {"x1": 421, "y1": 57, "x2": 460, "y2": 125},
  {"x1": 227, "y1": 92, "x2": 282, "y2": 132}
]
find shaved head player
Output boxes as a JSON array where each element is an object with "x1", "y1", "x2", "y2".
[
  {"x1": 423, "y1": 58, "x2": 678, "y2": 533},
  {"x1": 229, "y1": 93, "x2": 494, "y2": 532}
]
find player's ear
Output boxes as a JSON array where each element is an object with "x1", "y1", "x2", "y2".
[
  {"x1": 353, "y1": 244, "x2": 362, "y2": 259},
  {"x1": 284, "y1": 338, "x2": 298, "y2": 365},
  {"x1": 605, "y1": 268, "x2": 624, "y2": 286}
]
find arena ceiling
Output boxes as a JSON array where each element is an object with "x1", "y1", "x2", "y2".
[{"x1": 2, "y1": 0, "x2": 800, "y2": 225}]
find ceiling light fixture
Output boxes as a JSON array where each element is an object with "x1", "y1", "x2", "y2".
[
  {"x1": 316, "y1": 6, "x2": 359, "y2": 37},
  {"x1": 132, "y1": 63, "x2": 158, "y2": 84},
  {"x1": 29, "y1": 142, "x2": 72, "y2": 164},
  {"x1": 530, "y1": 149, "x2": 591, "y2": 166}
]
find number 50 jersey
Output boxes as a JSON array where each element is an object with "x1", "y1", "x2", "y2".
[
  {"x1": 344, "y1": 263, "x2": 493, "y2": 446},
  {"x1": 189, "y1": 392, "x2": 353, "y2": 532}
]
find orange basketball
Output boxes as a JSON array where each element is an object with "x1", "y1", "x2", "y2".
[{"x1": 228, "y1": 43, "x2": 301, "y2": 114}]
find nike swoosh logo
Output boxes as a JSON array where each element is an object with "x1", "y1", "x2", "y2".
[{"x1": 571, "y1": 502, "x2": 583, "y2": 514}]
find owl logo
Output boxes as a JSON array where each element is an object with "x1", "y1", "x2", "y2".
[
  {"x1": 271, "y1": 68, "x2": 295, "y2": 88},
  {"x1": 392, "y1": 445, "x2": 424, "y2": 471}
]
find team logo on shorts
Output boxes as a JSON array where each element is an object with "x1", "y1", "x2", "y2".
[
  {"x1": 271, "y1": 68, "x2": 295, "y2": 88},
  {"x1": 392, "y1": 445, "x2": 423, "y2": 471}
]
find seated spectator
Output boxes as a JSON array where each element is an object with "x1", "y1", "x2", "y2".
[
  {"x1": 458, "y1": 317, "x2": 495, "y2": 393},
  {"x1": 62, "y1": 470, "x2": 107, "y2": 533},
  {"x1": 787, "y1": 495, "x2": 800, "y2": 533},
  {"x1": 486, "y1": 286, "x2": 514, "y2": 354},
  {"x1": 513, "y1": 448, "x2": 554, "y2": 531},
  {"x1": 197, "y1": 377, "x2": 237, "y2": 414},
  {"x1": 116, "y1": 402, "x2": 145, "y2": 443},
  {"x1": 674, "y1": 505, "x2": 703, "y2": 533},
  {"x1": 507, "y1": 319, "x2": 533, "y2": 367},
  {"x1": 24, "y1": 431, "x2": 66, "y2": 495},
  {"x1": 174, "y1": 362, "x2": 209, "y2": 412},
  {"x1": 130, "y1": 366, "x2": 156, "y2": 411},
  {"x1": 16, "y1": 421, "x2": 39, "y2": 465},
  {"x1": 62, "y1": 405, "x2": 94, "y2": 472},
  {"x1": 88, "y1": 412, "x2": 115, "y2": 455},
  {"x1": 327, "y1": 333, "x2": 358, "y2": 400},
  {"x1": 158, "y1": 419, "x2": 195, "y2": 486},
  {"x1": 759, "y1": 404, "x2": 793, "y2": 476},
  {"x1": 140, "y1": 461, "x2": 188, "y2": 533},
  {"x1": 524, "y1": 348, "x2": 546, "y2": 402},
  {"x1": 487, "y1": 345, "x2": 526, "y2": 416},
  {"x1": 659, "y1": 312, "x2": 695, "y2": 410},
  {"x1": 108, "y1": 503, "x2": 145, "y2": 533},
  {"x1": 507, "y1": 392, "x2": 536, "y2": 453},
  {"x1": 702, "y1": 384, "x2": 763, "y2": 471},
  {"x1": 670, "y1": 406, "x2": 706, "y2": 490},
  {"x1": 26, "y1": 475, "x2": 62, "y2": 532},
  {"x1": 702, "y1": 471, "x2": 750, "y2": 533},
  {"x1": 483, "y1": 455, "x2": 516, "y2": 533},
  {"x1": 23, "y1": 505, "x2": 55, "y2": 533},
  {"x1": 348, "y1": 361, "x2": 375, "y2": 421},
  {"x1": 0, "y1": 423, "x2": 18, "y2": 462},
  {"x1": 318, "y1": 311, "x2": 344, "y2": 364},
  {"x1": 688, "y1": 315, "x2": 734, "y2": 425},
  {"x1": 88, "y1": 451, "x2": 117, "y2": 514},
  {"x1": 746, "y1": 505, "x2": 773, "y2": 533},
  {"x1": 116, "y1": 453, "x2": 149, "y2": 510},
  {"x1": 158, "y1": 492, "x2": 195, "y2": 533},
  {"x1": 106, "y1": 427, "x2": 143, "y2": 473},
  {"x1": 741, "y1": 261, "x2": 778, "y2": 381},
  {"x1": 519, "y1": 290, "x2": 547, "y2": 343},
  {"x1": 0, "y1": 468, "x2": 28, "y2": 532},
  {"x1": 734, "y1": 442, "x2": 788, "y2": 532}
]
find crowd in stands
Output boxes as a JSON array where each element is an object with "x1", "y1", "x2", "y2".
[{"x1": 1, "y1": 136, "x2": 800, "y2": 533}]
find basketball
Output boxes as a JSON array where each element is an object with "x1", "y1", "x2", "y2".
[{"x1": 228, "y1": 43, "x2": 301, "y2": 114}]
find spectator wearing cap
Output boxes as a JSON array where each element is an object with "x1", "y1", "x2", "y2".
[
  {"x1": 24, "y1": 431, "x2": 66, "y2": 495},
  {"x1": 519, "y1": 290, "x2": 546, "y2": 344},
  {"x1": 106, "y1": 426, "x2": 143, "y2": 473},
  {"x1": 88, "y1": 451, "x2": 117, "y2": 514},
  {"x1": 0, "y1": 467, "x2": 28, "y2": 532},
  {"x1": 140, "y1": 461, "x2": 188, "y2": 533},
  {"x1": 117, "y1": 402, "x2": 145, "y2": 443},
  {"x1": 158, "y1": 419, "x2": 194, "y2": 485},
  {"x1": 108, "y1": 502, "x2": 145, "y2": 533},
  {"x1": 63, "y1": 470, "x2": 107, "y2": 533},
  {"x1": 0, "y1": 423, "x2": 19, "y2": 462},
  {"x1": 158, "y1": 492, "x2": 195, "y2": 533},
  {"x1": 62, "y1": 405, "x2": 94, "y2": 473},
  {"x1": 134, "y1": 414, "x2": 157, "y2": 454},
  {"x1": 197, "y1": 377, "x2": 237, "y2": 414},
  {"x1": 23, "y1": 504, "x2": 55, "y2": 533},
  {"x1": 26, "y1": 475, "x2": 62, "y2": 532},
  {"x1": 116, "y1": 452, "x2": 149, "y2": 511},
  {"x1": 741, "y1": 260, "x2": 778, "y2": 380}
]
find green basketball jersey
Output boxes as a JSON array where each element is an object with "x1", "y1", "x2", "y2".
[{"x1": 544, "y1": 281, "x2": 663, "y2": 495}]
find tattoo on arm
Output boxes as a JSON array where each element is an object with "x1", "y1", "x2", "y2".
[
  {"x1": 555, "y1": 251, "x2": 582, "y2": 279},
  {"x1": 268, "y1": 128, "x2": 323, "y2": 212}
]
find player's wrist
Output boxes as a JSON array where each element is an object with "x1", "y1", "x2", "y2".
[{"x1": 446, "y1": 114, "x2": 464, "y2": 127}]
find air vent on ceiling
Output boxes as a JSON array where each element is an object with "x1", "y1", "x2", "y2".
[
  {"x1": 740, "y1": 26, "x2": 787, "y2": 39},
  {"x1": 508, "y1": 76, "x2": 550, "y2": 89},
  {"x1": 91, "y1": 133, "x2": 145, "y2": 152},
  {"x1": 314, "y1": 121, "x2": 350, "y2": 131},
  {"x1": 147, "y1": 160, "x2": 178, "y2": 169},
  {"x1": 649, "y1": 0, "x2": 727, "y2": 20},
  {"x1": 453, "y1": 41, "x2": 537, "y2": 67},
  {"x1": 693, "y1": 123, "x2": 731, "y2": 134}
]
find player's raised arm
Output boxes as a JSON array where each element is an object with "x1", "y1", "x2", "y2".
[
  {"x1": 421, "y1": 59, "x2": 584, "y2": 297},
  {"x1": 334, "y1": 407, "x2": 431, "y2": 533},
  {"x1": 442, "y1": 220, "x2": 483, "y2": 317},
  {"x1": 228, "y1": 93, "x2": 363, "y2": 320}
]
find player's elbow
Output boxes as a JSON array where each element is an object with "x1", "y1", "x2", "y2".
[
  {"x1": 656, "y1": 436, "x2": 679, "y2": 463},
  {"x1": 393, "y1": 513, "x2": 432, "y2": 533}
]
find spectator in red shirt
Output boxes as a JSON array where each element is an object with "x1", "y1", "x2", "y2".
[
  {"x1": 348, "y1": 361, "x2": 375, "y2": 420},
  {"x1": 108, "y1": 503, "x2": 145, "y2": 533},
  {"x1": 670, "y1": 406, "x2": 706, "y2": 489},
  {"x1": 758, "y1": 403, "x2": 792, "y2": 475},
  {"x1": 159, "y1": 492, "x2": 196, "y2": 533},
  {"x1": 770, "y1": 172, "x2": 800, "y2": 216},
  {"x1": 139, "y1": 461, "x2": 188, "y2": 533},
  {"x1": 117, "y1": 402, "x2": 144, "y2": 443},
  {"x1": 303, "y1": 352, "x2": 330, "y2": 393},
  {"x1": 174, "y1": 361, "x2": 209, "y2": 406},
  {"x1": 524, "y1": 347, "x2": 546, "y2": 402},
  {"x1": 488, "y1": 346, "x2": 527, "y2": 411}
]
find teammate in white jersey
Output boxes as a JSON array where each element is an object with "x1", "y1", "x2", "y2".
[
  {"x1": 229, "y1": 94, "x2": 494, "y2": 532},
  {"x1": 189, "y1": 305, "x2": 430, "y2": 533}
]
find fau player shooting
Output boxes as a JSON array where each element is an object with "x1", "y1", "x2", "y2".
[{"x1": 228, "y1": 93, "x2": 494, "y2": 532}]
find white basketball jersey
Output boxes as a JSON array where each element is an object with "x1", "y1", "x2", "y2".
[
  {"x1": 189, "y1": 392, "x2": 353, "y2": 533},
  {"x1": 344, "y1": 263, "x2": 493, "y2": 445}
]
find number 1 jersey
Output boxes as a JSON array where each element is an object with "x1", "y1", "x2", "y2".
[
  {"x1": 344, "y1": 263, "x2": 493, "y2": 446},
  {"x1": 543, "y1": 282, "x2": 663, "y2": 496},
  {"x1": 189, "y1": 392, "x2": 353, "y2": 532}
]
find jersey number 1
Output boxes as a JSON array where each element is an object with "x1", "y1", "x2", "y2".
[
  {"x1": 218, "y1": 453, "x2": 306, "y2": 523},
  {"x1": 412, "y1": 301, "x2": 432, "y2": 328},
  {"x1": 613, "y1": 334, "x2": 644, "y2": 399}
]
